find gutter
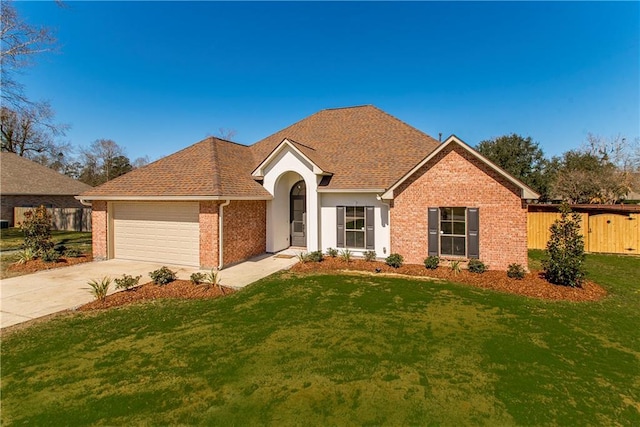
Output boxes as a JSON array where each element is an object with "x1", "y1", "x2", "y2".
[
  {"x1": 78, "y1": 199, "x2": 92, "y2": 207},
  {"x1": 218, "y1": 200, "x2": 231, "y2": 269}
]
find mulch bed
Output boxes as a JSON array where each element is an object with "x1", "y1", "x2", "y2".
[
  {"x1": 291, "y1": 258, "x2": 607, "y2": 302},
  {"x1": 79, "y1": 280, "x2": 235, "y2": 311},
  {"x1": 6, "y1": 254, "x2": 93, "y2": 275}
]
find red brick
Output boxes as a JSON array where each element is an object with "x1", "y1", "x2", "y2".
[{"x1": 390, "y1": 144, "x2": 528, "y2": 270}]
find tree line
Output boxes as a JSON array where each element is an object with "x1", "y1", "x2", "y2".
[
  {"x1": 476, "y1": 133, "x2": 639, "y2": 204},
  {"x1": 0, "y1": 0, "x2": 148, "y2": 187}
]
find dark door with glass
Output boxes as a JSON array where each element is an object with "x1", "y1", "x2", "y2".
[{"x1": 290, "y1": 180, "x2": 306, "y2": 247}]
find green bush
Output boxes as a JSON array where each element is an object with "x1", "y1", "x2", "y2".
[
  {"x1": 87, "y1": 277, "x2": 111, "y2": 302},
  {"x1": 19, "y1": 205, "x2": 54, "y2": 255},
  {"x1": 114, "y1": 274, "x2": 142, "y2": 290},
  {"x1": 363, "y1": 250, "x2": 376, "y2": 262},
  {"x1": 385, "y1": 253, "x2": 403, "y2": 268},
  {"x1": 326, "y1": 247, "x2": 338, "y2": 258},
  {"x1": 64, "y1": 248, "x2": 83, "y2": 258},
  {"x1": 190, "y1": 272, "x2": 206, "y2": 285},
  {"x1": 149, "y1": 266, "x2": 177, "y2": 285},
  {"x1": 542, "y1": 203, "x2": 586, "y2": 287},
  {"x1": 306, "y1": 250, "x2": 324, "y2": 263},
  {"x1": 340, "y1": 249, "x2": 352, "y2": 263},
  {"x1": 40, "y1": 248, "x2": 61, "y2": 263},
  {"x1": 468, "y1": 259, "x2": 487, "y2": 274},
  {"x1": 424, "y1": 256, "x2": 439, "y2": 270},
  {"x1": 507, "y1": 263, "x2": 526, "y2": 280}
]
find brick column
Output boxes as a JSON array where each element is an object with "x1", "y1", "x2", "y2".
[
  {"x1": 199, "y1": 201, "x2": 219, "y2": 268},
  {"x1": 92, "y1": 201, "x2": 108, "y2": 261}
]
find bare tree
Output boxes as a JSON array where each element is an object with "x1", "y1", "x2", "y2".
[
  {"x1": 552, "y1": 134, "x2": 639, "y2": 204},
  {"x1": 0, "y1": 0, "x2": 57, "y2": 108},
  {"x1": 215, "y1": 128, "x2": 237, "y2": 141},
  {"x1": 79, "y1": 139, "x2": 132, "y2": 185},
  {"x1": 1, "y1": 103, "x2": 70, "y2": 158}
]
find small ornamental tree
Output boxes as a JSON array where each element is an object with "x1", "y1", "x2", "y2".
[
  {"x1": 542, "y1": 203, "x2": 586, "y2": 287},
  {"x1": 19, "y1": 205, "x2": 54, "y2": 256}
]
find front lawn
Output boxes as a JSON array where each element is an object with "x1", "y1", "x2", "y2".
[
  {"x1": 1, "y1": 253, "x2": 639, "y2": 425},
  {"x1": 0, "y1": 228, "x2": 92, "y2": 279}
]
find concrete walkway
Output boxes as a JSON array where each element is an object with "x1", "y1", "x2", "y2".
[{"x1": 1, "y1": 254, "x2": 298, "y2": 329}]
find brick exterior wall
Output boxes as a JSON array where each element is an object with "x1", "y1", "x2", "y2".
[
  {"x1": 223, "y1": 200, "x2": 267, "y2": 266},
  {"x1": 199, "y1": 201, "x2": 219, "y2": 269},
  {"x1": 91, "y1": 201, "x2": 108, "y2": 261},
  {"x1": 390, "y1": 144, "x2": 528, "y2": 270},
  {"x1": 1, "y1": 195, "x2": 85, "y2": 226}
]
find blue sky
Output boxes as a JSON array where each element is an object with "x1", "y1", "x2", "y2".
[{"x1": 15, "y1": 1, "x2": 640, "y2": 163}]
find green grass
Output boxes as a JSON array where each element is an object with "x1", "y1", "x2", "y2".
[
  {"x1": 0, "y1": 228, "x2": 92, "y2": 278},
  {"x1": 1, "y1": 253, "x2": 639, "y2": 425}
]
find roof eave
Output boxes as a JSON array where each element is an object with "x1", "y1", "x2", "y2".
[{"x1": 75, "y1": 195, "x2": 273, "y2": 202}]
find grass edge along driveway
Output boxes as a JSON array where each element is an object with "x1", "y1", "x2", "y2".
[{"x1": 1, "y1": 252, "x2": 639, "y2": 425}]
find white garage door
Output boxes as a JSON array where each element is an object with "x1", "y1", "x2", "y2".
[{"x1": 113, "y1": 202, "x2": 200, "y2": 267}]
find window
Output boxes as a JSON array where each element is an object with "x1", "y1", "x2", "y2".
[
  {"x1": 345, "y1": 206, "x2": 366, "y2": 248},
  {"x1": 429, "y1": 207, "x2": 479, "y2": 259},
  {"x1": 337, "y1": 206, "x2": 375, "y2": 250},
  {"x1": 440, "y1": 207, "x2": 466, "y2": 257}
]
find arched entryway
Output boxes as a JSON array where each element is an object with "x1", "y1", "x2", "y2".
[{"x1": 290, "y1": 180, "x2": 306, "y2": 247}]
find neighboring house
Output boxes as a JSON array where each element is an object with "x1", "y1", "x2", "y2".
[
  {"x1": 79, "y1": 106, "x2": 539, "y2": 270},
  {"x1": 0, "y1": 152, "x2": 92, "y2": 227}
]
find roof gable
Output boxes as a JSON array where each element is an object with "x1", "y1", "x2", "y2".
[
  {"x1": 381, "y1": 135, "x2": 541, "y2": 200},
  {"x1": 252, "y1": 138, "x2": 331, "y2": 178},
  {"x1": 0, "y1": 152, "x2": 92, "y2": 195}
]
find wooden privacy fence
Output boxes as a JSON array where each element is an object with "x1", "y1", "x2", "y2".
[
  {"x1": 14, "y1": 207, "x2": 92, "y2": 232},
  {"x1": 528, "y1": 204, "x2": 640, "y2": 255}
]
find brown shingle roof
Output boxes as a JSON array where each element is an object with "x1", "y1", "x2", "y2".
[
  {"x1": 81, "y1": 105, "x2": 441, "y2": 199},
  {"x1": 250, "y1": 105, "x2": 440, "y2": 189},
  {"x1": 80, "y1": 137, "x2": 270, "y2": 199},
  {"x1": 0, "y1": 152, "x2": 92, "y2": 195}
]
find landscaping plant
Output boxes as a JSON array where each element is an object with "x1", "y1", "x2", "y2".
[
  {"x1": 64, "y1": 248, "x2": 83, "y2": 258},
  {"x1": 190, "y1": 272, "x2": 206, "y2": 285},
  {"x1": 450, "y1": 260, "x2": 461, "y2": 275},
  {"x1": 296, "y1": 252, "x2": 307, "y2": 263},
  {"x1": 340, "y1": 249, "x2": 352, "y2": 263},
  {"x1": 18, "y1": 205, "x2": 54, "y2": 256},
  {"x1": 14, "y1": 248, "x2": 35, "y2": 265},
  {"x1": 114, "y1": 274, "x2": 142, "y2": 291},
  {"x1": 542, "y1": 203, "x2": 586, "y2": 287},
  {"x1": 40, "y1": 248, "x2": 61, "y2": 263},
  {"x1": 326, "y1": 247, "x2": 338, "y2": 258},
  {"x1": 149, "y1": 267, "x2": 177, "y2": 285},
  {"x1": 424, "y1": 256, "x2": 439, "y2": 270},
  {"x1": 507, "y1": 263, "x2": 526, "y2": 280},
  {"x1": 363, "y1": 250, "x2": 376, "y2": 262},
  {"x1": 385, "y1": 253, "x2": 403, "y2": 268},
  {"x1": 87, "y1": 277, "x2": 111, "y2": 302},
  {"x1": 306, "y1": 251, "x2": 324, "y2": 263},
  {"x1": 468, "y1": 259, "x2": 487, "y2": 274}
]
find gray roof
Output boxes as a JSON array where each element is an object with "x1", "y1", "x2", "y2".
[{"x1": 0, "y1": 152, "x2": 92, "y2": 195}]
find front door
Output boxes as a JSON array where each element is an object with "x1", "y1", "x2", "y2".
[{"x1": 290, "y1": 180, "x2": 306, "y2": 247}]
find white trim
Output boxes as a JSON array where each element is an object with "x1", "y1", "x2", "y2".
[
  {"x1": 252, "y1": 138, "x2": 326, "y2": 177},
  {"x1": 317, "y1": 188, "x2": 385, "y2": 193},
  {"x1": 380, "y1": 135, "x2": 540, "y2": 200},
  {"x1": 76, "y1": 195, "x2": 272, "y2": 202}
]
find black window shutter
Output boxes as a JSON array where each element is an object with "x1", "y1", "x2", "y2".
[
  {"x1": 467, "y1": 208, "x2": 479, "y2": 259},
  {"x1": 336, "y1": 206, "x2": 345, "y2": 248},
  {"x1": 428, "y1": 208, "x2": 439, "y2": 256},
  {"x1": 365, "y1": 206, "x2": 375, "y2": 250}
]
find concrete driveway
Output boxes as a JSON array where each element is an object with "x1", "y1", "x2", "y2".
[{"x1": 1, "y1": 254, "x2": 298, "y2": 329}]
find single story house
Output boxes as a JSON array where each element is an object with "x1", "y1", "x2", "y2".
[
  {"x1": 78, "y1": 106, "x2": 539, "y2": 270},
  {"x1": 1, "y1": 152, "x2": 92, "y2": 227}
]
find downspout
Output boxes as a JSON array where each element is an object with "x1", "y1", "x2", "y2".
[
  {"x1": 218, "y1": 200, "x2": 231, "y2": 269},
  {"x1": 376, "y1": 194, "x2": 392, "y2": 256},
  {"x1": 78, "y1": 199, "x2": 92, "y2": 207}
]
